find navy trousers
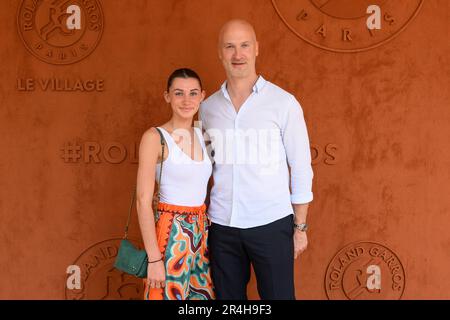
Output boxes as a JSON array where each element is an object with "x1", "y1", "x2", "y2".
[{"x1": 208, "y1": 214, "x2": 296, "y2": 300}]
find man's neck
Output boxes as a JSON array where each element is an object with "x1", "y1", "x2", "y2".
[{"x1": 226, "y1": 73, "x2": 259, "y2": 99}]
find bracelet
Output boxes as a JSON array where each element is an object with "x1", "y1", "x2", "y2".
[{"x1": 147, "y1": 258, "x2": 163, "y2": 264}]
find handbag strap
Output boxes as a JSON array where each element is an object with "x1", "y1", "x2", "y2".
[{"x1": 124, "y1": 128, "x2": 166, "y2": 239}]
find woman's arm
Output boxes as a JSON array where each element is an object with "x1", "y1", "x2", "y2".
[{"x1": 136, "y1": 127, "x2": 163, "y2": 262}]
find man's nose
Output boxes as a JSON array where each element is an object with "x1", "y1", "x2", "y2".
[{"x1": 232, "y1": 48, "x2": 243, "y2": 60}]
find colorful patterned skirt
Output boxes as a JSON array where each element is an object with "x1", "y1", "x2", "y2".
[{"x1": 143, "y1": 202, "x2": 215, "y2": 300}]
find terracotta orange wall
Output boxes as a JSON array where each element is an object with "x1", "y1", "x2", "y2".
[{"x1": 0, "y1": 0, "x2": 449, "y2": 299}]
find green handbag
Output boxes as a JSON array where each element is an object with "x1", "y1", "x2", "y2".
[{"x1": 114, "y1": 128, "x2": 166, "y2": 278}]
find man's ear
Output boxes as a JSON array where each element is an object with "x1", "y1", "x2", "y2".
[
  {"x1": 218, "y1": 39, "x2": 227, "y2": 60},
  {"x1": 255, "y1": 40, "x2": 259, "y2": 57}
]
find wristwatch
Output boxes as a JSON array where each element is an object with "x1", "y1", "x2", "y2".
[{"x1": 294, "y1": 222, "x2": 308, "y2": 232}]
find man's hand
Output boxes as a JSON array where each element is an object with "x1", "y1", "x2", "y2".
[
  {"x1": 292, "y1": 203, "x2": 310, "y2": 259},
  {"x1": 293, "y1": 230, "x2": 308, "y2": 259}
]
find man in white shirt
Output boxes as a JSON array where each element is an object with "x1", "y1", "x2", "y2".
[{"x1": 199, "y1": 19, "x2": 314, "y2": 300}]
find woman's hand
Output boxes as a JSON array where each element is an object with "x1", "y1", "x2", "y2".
[{"x1": 146, "y1": 260, "x2": 166, "y2": 289}]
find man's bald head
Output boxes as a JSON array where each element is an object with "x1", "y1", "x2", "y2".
[{"x1": 218, "y1": 19, "x2": 257, "y2": 46}]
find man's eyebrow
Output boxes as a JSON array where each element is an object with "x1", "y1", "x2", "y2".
[
  {"x1": 224, "y1": 41, "x2": 251, "y2": 46},
  {"x1": 190, "y1": 89, "x2": 200, "y2": 91}
]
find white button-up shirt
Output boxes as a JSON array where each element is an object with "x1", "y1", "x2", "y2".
[{"x1": 199, "y1": 76, "x2": 313, "y2": 228}]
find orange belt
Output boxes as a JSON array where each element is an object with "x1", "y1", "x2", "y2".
[{"x1": 157, "y1": 202, "x2": 207, "y2": 215}]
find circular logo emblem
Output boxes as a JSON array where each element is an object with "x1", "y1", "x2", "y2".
[
  {"x1": 17, "y1": 0, "x2": 104, "y2": 65},
  {"x1": 272, "y1": 0, "x2": 423, "y2": 52},
  {"x1": 325, "y1": 241, "x2": 406, "y2": 300},
  {"x1": 65, "y1": 238, "x2": 144, "y2": 300}
]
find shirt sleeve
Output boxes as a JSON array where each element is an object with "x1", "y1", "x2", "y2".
[
  {"x1": 282, "y1": 95, "x2": 314, "y2": 204},
  {"x1": 198, "y1": 102, "x2": 207, "y2": 130}
]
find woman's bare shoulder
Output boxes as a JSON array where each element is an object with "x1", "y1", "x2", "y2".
[{"x1": 140, "y1": 127, "x2": 163, "y2": 149}]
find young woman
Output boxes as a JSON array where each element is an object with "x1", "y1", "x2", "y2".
[{"x1": 136, "y1": 69, "x2": 214, "y2": 300}]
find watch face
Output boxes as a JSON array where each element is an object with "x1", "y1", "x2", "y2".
[
  {"x1": 295, "y1": 223, "x2": 308, "y2": 231},
  {"x1": 272, "y1": 0, "x2": 424, "y2": 52}
]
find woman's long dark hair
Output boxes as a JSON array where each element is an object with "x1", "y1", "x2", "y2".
[{"x1": 167, "y1": 68, "x2": 203, "y2": 91}]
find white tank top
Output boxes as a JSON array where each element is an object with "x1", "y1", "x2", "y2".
[{"x1": 155, "y1": 127, "x2": 212, "y2": 207}]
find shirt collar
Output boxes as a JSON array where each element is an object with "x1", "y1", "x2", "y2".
[{"x1": 221, "y1": 75, "x2": 266, "y2": 99}]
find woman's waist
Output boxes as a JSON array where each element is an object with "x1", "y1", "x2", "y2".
[{"x1": 157, "y1": 185, "x2": 208, "y2": 206}]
